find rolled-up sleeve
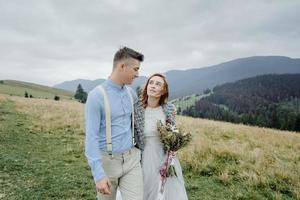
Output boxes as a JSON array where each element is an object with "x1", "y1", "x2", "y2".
[{"x1": 85, "y1": 90, "x2": 106, "y2": 183}]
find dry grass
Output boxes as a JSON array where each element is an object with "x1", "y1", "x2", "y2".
[
  {"x1": 9, "y1": 95, "x2": 85, "y2": 136},
  {"x1": 177, "y1": 116, "x2": 300, "y2": 198},
  {"x1": 2, "y1": 94, "x2": 300, "y2": 199}
]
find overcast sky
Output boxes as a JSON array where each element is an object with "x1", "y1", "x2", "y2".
[{"x1": 0, "y1": 0, "x2": 299, "y2": 86}]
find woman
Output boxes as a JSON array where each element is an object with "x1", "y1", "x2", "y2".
[{"x1": 134, "y1": 73, "x2": 188, "y2": 200}]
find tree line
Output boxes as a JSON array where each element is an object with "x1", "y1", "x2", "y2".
[{"x1": 182, "y1": 74, "x2": 300, "y2": 132}]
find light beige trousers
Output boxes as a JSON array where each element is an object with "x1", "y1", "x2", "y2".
[{"x1": 97, "y1": 147, "x2": 143, "y2": 200}]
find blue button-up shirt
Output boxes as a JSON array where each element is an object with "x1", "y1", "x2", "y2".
[{"x1": 85, "y1": 79, "x2": 138, "y2": 182}]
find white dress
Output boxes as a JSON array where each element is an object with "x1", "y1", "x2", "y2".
[
  {"x1": 142, "y1": 106, "x2": 188, "y2": 200},
  {"x1": 116, "y1": 106, "x2": 188, "y2": 200}
]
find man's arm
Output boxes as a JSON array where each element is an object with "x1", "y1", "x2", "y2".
[{"x1": 84, "y1": 90, "x2": 106, "y2": 183}]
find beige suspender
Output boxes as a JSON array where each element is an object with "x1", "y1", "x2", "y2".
[
  {"x1": 97, "y1": 85, "x2": 113, "y2": 153},
  {"x1": 97, "y1": 85, "x2": 135, "y2": 154}
]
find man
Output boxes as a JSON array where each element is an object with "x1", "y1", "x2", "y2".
[{"x1": 85, "y1": 47, "x2": 144, "y2": 200}]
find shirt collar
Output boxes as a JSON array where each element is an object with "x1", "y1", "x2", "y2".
[{"x1": 106, "y1": 78, "x2": 124, "y2": 90}]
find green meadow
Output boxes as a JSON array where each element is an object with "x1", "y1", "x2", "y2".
[
  {"x1": 171, "y1": 93, "x2": 212, "y2": 113},
  {"x1": 0, "y1": 80, "x2": 74, "y2": 100}
]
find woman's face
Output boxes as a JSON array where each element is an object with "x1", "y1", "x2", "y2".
[{"x1": 146, "y1": 76, "x2": 165, "y2": 98}]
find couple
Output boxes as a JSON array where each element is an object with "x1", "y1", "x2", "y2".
[{"x1": 85, "y1": 47, "x2": 188, "y2": 200}]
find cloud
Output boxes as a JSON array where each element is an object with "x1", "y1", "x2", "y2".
[{"x1": 0, "y1": 0, "x2": 299, "y2": 86}]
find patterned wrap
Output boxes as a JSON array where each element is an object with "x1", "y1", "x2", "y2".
[{"x1": 134, "y1": 100, "x2": 177, "y2": 151}]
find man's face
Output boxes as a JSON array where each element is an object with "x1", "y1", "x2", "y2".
[{"x1": 122, "y1": 58, "x2": 140, "y2": 85}]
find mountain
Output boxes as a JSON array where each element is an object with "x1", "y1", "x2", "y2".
[
  {"x1": 182, "y1": 74, "x2": 300, "y2": 132},
  {"x1": 54, "y1": 78, "x2": 106, "y2": 92},
  {"x1": 165, "y1": 56, "x2": 300, "y2": 99},
  {"x1": 54, "y1": 56, "x2": 300, "y2": 99},
  {"x1": 0, "y1": 80, "x2": 74, "y2": 99}
]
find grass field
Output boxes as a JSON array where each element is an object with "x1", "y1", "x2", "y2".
[
  {"x1": 0, "y1": 80, "x2": 74, "y2": 100},
  {"x1": 1, "y1": 94, "x2": 300, "y2": 199},
  {"x1": 178, "y1": 117, "x2": 300, "y2": 199}
]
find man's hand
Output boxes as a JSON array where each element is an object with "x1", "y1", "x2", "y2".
[{"x1": 96, "y1": 177, "x2": 112, "y2": 195}]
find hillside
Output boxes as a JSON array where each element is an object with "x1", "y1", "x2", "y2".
[
  {"x1": 54, "y1": 56, "x2": 300, "y2": 99},
  {"x1": 54, "y1": 78, "x2": 106, "y2": 92},
  {"x1": 0, "y1": 80, "x2": 74, "y2": 100},
  {"x1": 1, "y1": 94, "x2": 299, "y2": 199},
  {"x1": 171, "y1": 90, "x2": 213, "y2": 112},
  {"x1": 182, "y1": 74, "x2": 300, "y2": 132}
]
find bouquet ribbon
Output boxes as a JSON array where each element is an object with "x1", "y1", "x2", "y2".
[{"x1": 159, "y1": 151, "x2": 176, "y2": 194}]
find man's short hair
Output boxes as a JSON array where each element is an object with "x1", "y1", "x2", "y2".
[{"x1": 113, "y1": 47, "x2": 144, "y2": 67}]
